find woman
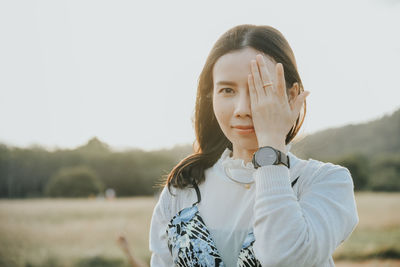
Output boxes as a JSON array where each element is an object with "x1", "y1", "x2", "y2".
[{"x1": 149, "y1": 24, "x2": 359, "y2": 267}]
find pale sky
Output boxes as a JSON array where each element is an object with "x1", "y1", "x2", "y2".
[{"x1": 0, "y1": 0, "x2": 399, "y2": 151}]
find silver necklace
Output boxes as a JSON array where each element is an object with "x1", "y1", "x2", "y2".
[{"x1": 223, "y1": 166, "x2": 254, "y2": 189}]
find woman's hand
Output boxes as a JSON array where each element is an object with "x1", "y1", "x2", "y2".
[{"x1": 248, "y1": 54, "x2": 310, "y2": 152}]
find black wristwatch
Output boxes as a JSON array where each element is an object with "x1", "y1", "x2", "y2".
[{"x1": 252, "y1": 146, "x2": 290, "y2": 169}]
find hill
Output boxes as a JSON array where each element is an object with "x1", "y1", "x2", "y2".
[{"x1": 291, "y1": 108, "x2": 400, "y2": 161}]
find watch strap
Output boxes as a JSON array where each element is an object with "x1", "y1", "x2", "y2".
[{"x1": 276, "y1": 149, "x2": 290, "y2": 168}]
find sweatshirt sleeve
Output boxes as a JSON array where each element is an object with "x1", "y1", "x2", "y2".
[
  {"x1": 252, "y1": 162, "x2": 359, "y2": 267},
  {"x1": 149, "y1": 186, "x2": 174, "y2": 267}
]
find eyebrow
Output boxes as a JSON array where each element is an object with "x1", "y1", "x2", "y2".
[{"x1": 215, "y1": 81, "x2": 237, "y2": 86}]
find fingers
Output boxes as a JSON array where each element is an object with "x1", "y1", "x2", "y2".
[
  {"x1": 256, "y1": 54, "x2": 274, "y2": 94},
  {"x1": 276, "y1": 63, "x2": 288, "y2": 103},
  {"x1": 250, "y1": 59, "x2": 267, "y2": 98},
  {"x1": 249, "y1": 54, "x2": 290, "y2": 105},
  {"x1": 248, "y1": 74, "x2": 258, "y2": 106}
]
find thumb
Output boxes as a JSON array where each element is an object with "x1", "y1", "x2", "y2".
[{"x1": 292, "y1": 91, "x2": 310, "y2": 120}]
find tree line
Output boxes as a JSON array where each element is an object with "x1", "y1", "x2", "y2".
[
  {"x1": 0, "y1": 138, "x2": 175, "y2": 198},
  {"x1": 0, "y1": 137, "x2": 399, "y2": 198}
]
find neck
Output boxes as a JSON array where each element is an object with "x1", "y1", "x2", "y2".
[{"x1": 231, "y1": 146, "x2": 257, "y2": 164}]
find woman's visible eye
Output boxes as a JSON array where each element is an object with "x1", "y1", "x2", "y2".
[{"x1": 219, "y1": 88, "x2": 234, "y2": 94}]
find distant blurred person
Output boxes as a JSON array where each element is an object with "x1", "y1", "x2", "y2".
[
  {"x1": 117, "y1": 235, "x2": 146, "y2": 267},
  {"x1": 149, "y1": 24, "x2": 359, "y2": 267}
]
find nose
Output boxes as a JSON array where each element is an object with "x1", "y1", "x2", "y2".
[{"x1": 233, "y1": 90, "x2": 252, "y2": 118}]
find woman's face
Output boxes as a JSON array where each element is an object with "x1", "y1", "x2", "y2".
[{"x1": 212, "y1": 47, "x2": 279, "y2": 152}]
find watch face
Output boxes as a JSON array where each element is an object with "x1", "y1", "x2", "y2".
[{"x1": 255, "y1": 147, "x2": 277, "y2": 166}]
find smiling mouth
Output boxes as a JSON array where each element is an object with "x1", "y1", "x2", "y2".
[
  {"x1": 232, "y1": 125, "x2": 254, "y2": 129},
  {"x1": 232, "y1": 126, "x2": 255, "y2": 134}
]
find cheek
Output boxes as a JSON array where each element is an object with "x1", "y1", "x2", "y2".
[{"x1": 212, "y1": 98, "x2": 231, "y2": 128}]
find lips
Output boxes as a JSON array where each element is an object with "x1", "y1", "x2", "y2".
[
  {"x1": 232, "y1": 125, "x2": 254, "y2": 129},
  {"x1": 232, "y1": 125, "x2": 255, "y2": 135}
]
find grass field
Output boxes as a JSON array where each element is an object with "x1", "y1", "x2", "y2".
[{"x1": 0, "y1": 192, "x2": 399, "y2": 267}]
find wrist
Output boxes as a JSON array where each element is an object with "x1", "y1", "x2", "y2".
[{"x1": 257, "y1": 138, "x2": 286, "y2": 153}]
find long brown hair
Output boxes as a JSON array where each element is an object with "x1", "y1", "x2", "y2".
[{"x1": 164, "y1": 24, "x2": 307, "y2": 194}]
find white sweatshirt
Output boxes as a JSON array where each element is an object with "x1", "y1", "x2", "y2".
[{"x1": 149, "y1": 145, "x2": 359, "y2": 267}]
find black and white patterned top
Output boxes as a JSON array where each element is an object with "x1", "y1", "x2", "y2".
[{"x1": 165, "y1": 177, "x2": 299, "y2": 266}]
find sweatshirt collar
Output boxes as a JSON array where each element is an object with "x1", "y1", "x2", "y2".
[{"x1": 217, "y1": 143, "x2": 302, "y2": 183}]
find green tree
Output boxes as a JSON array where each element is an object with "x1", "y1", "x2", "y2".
[
  {"x1": 333, "y1": 153, "x2": 370, "y2": 191},
  {"x1": 45, "y1": 166, "x2": 104, "y2": 197},
  {"x1": 368, "y1": 154, "x2": 400, "y2": 191}
]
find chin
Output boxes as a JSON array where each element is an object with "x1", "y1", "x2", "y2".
[{"x1": 230, "y1": 139, "x2": 259, "y2": 152}]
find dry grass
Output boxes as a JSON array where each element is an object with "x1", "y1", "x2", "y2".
[
  {"x1": 333, "y1": 192, "x2": 400, "y2": 262},
  {"x1": 0, "y1": 197, "x2": 157, "y2": 267},
  {"x1": 0, "y1": 192, "x2": 399, "y2": 266},
  {"x1": 354, "y1": 192, "x2": 400, "y2": 229}
]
